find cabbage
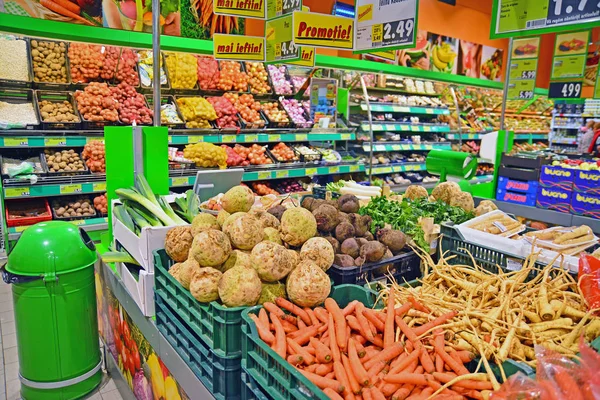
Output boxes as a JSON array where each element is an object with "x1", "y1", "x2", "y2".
[{"x1": 132, "y1": 370, "x2": 153, "y2": 400}]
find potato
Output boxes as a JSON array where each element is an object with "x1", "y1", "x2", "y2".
[{"x1": 359, "y1": 241, "x2": 386, "y2": 263}]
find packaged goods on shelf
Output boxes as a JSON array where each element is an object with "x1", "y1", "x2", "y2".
[
  {"x1": 0, "y1": 36, "x2": 30, "y2": 84},
  {"x1": 245, "y1": 62, "x2": 271, "y2": 95},
  {"x1": 164, "y1": 52, "x2": 198, "y2": 89},
  {"x1": 0, "y1": 89, "x2": 39, "y2": 128},
  {"x1": 138, "y1": 50, "x2": 168, "y2": 89},
  {"x1": 218, "y1": 61, "x2": 248, "y2": 92}
]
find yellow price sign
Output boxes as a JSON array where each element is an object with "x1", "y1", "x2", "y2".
[
  {"x1": 5, "y1": 187, "x2": 30, "y2": 198},
  {"x1": 340, "y1": 133, "x2": 351, "y2": 140},
  {"x1": 382, "y1": 167, "x2": 392, "y2": 174},
  {"x1": 306, "y1": 167, "x2": 318, "y2": 176},
  {"x1": 87, "y1": 137, "x2": 104, "y2": 143},
  {"x1": 222, "y1": 135, "x2": 237, "y2": 143},
  {"x1": 296, "y1": 134, "x2": 308, "y2": 141},
  {"x1": 292, "y1": 11, "x2": 354, "y2": 50},
  {"x1": 213, "y1": 0, "x2": 265, "y2": 18},
  {"x1": 70, "y1": 219, "x2": 86, "y2": 226},
  {"x1": 245, "y1": 135, "x2": 258, "y2": 142},
  {"x1": 44, "y1": 137, "x2": 67, "y2": 146},
  {"x1": 392, "y1": 145, "x2": 401, "y2": 151},
  {"x1": 60, "y1": 184, "x2": 82, "y2": 194},
  {"x1": 425, "y1": 108, "x2": 434, "y2": 114},
  {"x1": 329, "y1": 166, "x2": 340, "y2": 174},
  {"x1": 93, "y1": 182, "x2": 107, "y2": 192},
  {"x1": 258, "y1": 171, "x2": 271, "y2": 180},
  {"x1": 410, "y1": 125, "x2": 419, "y2": 132},
  {"x1": 14, "y1": 225, "x2": 28, "y2": 233},
  {"x1": 188, "y1": 136, "x2": 203, "y2": 144},
  {"x1": 168, "y1": 136, "x2": 173, "y2": 144},
  {"x1": 275, "y1": 170, "x2": 289, "y2": 179},
  {"x1": 371, "y1": 24, "x2": 382, "y2": 42},
  {"x1": 171, "y1": 177, "x2": 189, "y2": 186},
  {"x1": 269, "y1": 134, "x2": 281, "y2": 142},
  {"x1": 398, "y1": 107, "x2": 410, "y2": 113},
  {"x1": 213, "y1": 34, "x2": 266, "y2": 61},
  {"x1": 423, "y1": 126, "x2": 431, "y2": 132},
  {"x1": 4, "y1": 137, "x2": 28, "y2": 147},
  {"x1": 350, "y1": 165, "x2": 360, "y2": 172}
]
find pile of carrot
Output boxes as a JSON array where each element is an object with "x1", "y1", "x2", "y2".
[{"x1": 248, "y1": 293, "x2": 495, "y2": 400}]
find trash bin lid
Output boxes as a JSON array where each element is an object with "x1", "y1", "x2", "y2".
[{"x1": 6, "y1": 221, "x2": 97, "y2": 276}]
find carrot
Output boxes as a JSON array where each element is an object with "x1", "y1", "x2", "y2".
[
  {"x1": 394, "y1": 302, "x2": 412, "y2": 317},
  {"x1": 319, "y1": 323, "x2": 330, "y2": 334},
  {"x1": 329, "y1": 313, "x2": 341, "y2": 363},
  {"x1": 305, "y1": 308, "x2": 319, "y2": 326},
  {"x1": 432, "y1": 373, "x2": 494, "y2": 390},
  {"x1": 435, "y1": 354, "x2": 444, "y2": 373},
  {"x1": 264, "y1": 302, "x2": 297, "y2": 325},
  {"x1": 287, "y1": 354, "x2": 303, "y2": 365},
  {"x1": 275, "y1": 319, "x2": 298, "y2": 333},
  {"x1": 316, "y1": 362, "x2": 334, "y2": 376},
  {"x1": 370, "y1": 335, "x2": 385, "y2": 348},
  {"x1": 432, "y1": 329, "x2": 469, "y2": 375},
  {"x1": 384, "y1": 373, "x2": 429, "y2": 385},
  {"x1": 353, "y1": 334, "x2": 367, "y2": 345},
  {"x1": 310, "y1": 337, "x2": 333, "y2": 363},
  {"x1": 276, "y1": 297, "x2": 311, "y2": 325},
  {"x1": 287, "y1": 338, "x2": 315, "y2": 365},
  {"x1": 407, "y1": 387, "x2": 432, "y2": 400},
  {"x1": 291, "y1": 325, "x2": 320, "y2": 345},
  {"x1": 385, "y1": 288, "x2": 396, "y2": 348},
  {"x1": 362, "y1": 387, "x2": 373, "y2": 400},
  {"x1": 343, "y1": 300, "x2": 360, "y2": 316},
  {"x1": 326, "y1": 298, "x2": 347, "y2": 351},
  {"x1": 413, "y1": 311, "x2": 458, "y2": 336},
  {"x1": 333, "y1": 361, "x2": 353, "y2": 399},
  {"x1": 405, "y1": 341, "x2": 414, "y2": 353},
  {"x1": 364, "y1": 342, "x2": 404, "y2": 370},
  {"x1": 370, "y1": 386, "x2": 386, "y2": 400},
  {"x1": 342, "y1": 354, "x2": 361, "y2": 394},
  {"x1": 355, "y1": 340, "x2": 366, "y2": 358},
  {"x1": 39, "y1": 0, "x2": 93, "y2": 25},
  {"x1": 52, "y1": 0, "x2": 80, "y2": 13},
  {"x1": 258, "y1": 308, "x2": 270, "y2": 328},
  {"x1": 346, "y1": 315, "x2": 362, "y2": 332},
  {"x1": 449, "y1": 351, "x2": 462, "y2": 366},
  {"x1": 363, "y1": 309, "x2": 385, "y2": 332},
  {"x1": 348, "y1": 338, "x2": 370, "y2": 386},
  {"x1": 363, "y1": 347, "x2": 381, "y2": 363},
  {"x1": 367, "y1": 360, "x2": 387, "y2": 379},
  {"x1": 298, "y1": 318, "x2": 307, "y2": 330},
  {"x1": 408, "y1": 296, "x2": 430, "y2": 313},
  {"x1": 355, "y1": 304, "x2": 375, "y2": 341},
  {"x1": 453, "y1": 350, "x2": 475, "y2": 363},
  {"x1": 390, "y1": 352, "x2": 408, "y2": 369},
  {"x1": 299, "y1": 369, "x2": 344, "y2": 393},
  {"x1": 324, "y1": 387, "x2": 345, "y2": 400},
  {"x1": 419, "y1": 350, "x2": 435, "y2": 374},
  {"x1": 314, "y1": 307, "x2": 330, "y2": 324},
  {"x1": 270, "y1": 313, "x2": 287, "y2": 359},
  {"x1": 394, "y1": 316, "x2": 420, "y2": 344},
  {"x1": 250, "y1": 314, "x2": 275, "y2": 344},
  {"x1": 391, "y1": 384, "x2": 415, "y2": 400},
  {"x1": 306, "y1": 364, "x2": 318, "y2": 373}
]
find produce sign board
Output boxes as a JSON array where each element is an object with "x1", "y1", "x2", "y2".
[
  {"x1": 285, "y1": 47, "x2": 316, "y2": 66},
  {"x1": 491, "y1": 0, "x2": 600, "y2": 38},
  {"x1": 551, "y1": 30, "x2": 590, "y2": 79},
  {"x1": 549, "y1": 80, "x2": 583, "y2": 98},
  {"x1": 213, "y1": 34, "x2": 266, "y2": 61},
  {"x1": 353, "y1": 0, "x2": 418, "y2": 52},
  {"x1": 507, "y1": 37, "x2": 540, "y2": 100},
  {"x1": 266, "y1": 0, "x2": 302, "y2": 19},
  {"x1": 214, "y1": 0, "x2": 266, "y2": 19},
  {"x1": 266, "y1": 15, "x2": 302, "y2": 63},
  {"x1": 292, "y1": 11, "x2": 354, "y2": 50}
]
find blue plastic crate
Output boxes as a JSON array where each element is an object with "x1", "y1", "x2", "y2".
[
  {"x1": 155, "y1": 294, "x2": 242, "y2": 400},
  {"x1": 496, "y1": 188, "x2": 537, "y2": 207},
  {"x1": 570, "y1": 191, "x2": 600, "y2": 219},
  {"x1": 497, "y1": 176, "x2": 539, "y2": 194},
  {"x1": 539, "y1": 165, "x2": 575, "y2": 190},
  {"x1": 536, "y1": 186, "x2": 573, "y2": 213},
  {"x1": 573, "y1": 169, "x2": 600, "y2": 195}
]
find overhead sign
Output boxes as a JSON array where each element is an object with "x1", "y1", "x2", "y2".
[
  {"x1": 214, "y1": 0, "x2": 266, "y2": 19},
  {"x1": 491, "y1": 0, "x2": 600, "y2": 38},
  {"x1": 286, "y1": 47, "x2": 316, "y2": 67},
  {"x1": 266, "y1": 0, "x2": 302, "y2": 19},
  {"x1": 354, "y1": 0, "x2": 418, "y2": 52},
  {"x1": 551, "y1": 30, "x2": 590, "y2": 79},
  {"x1": 266, "y1": 15, "x2": 301, "y2": 63},
  {"x1": 507, "y1": 37, "x2": 540, "y2": 100},
  {"x1": 213, "y1": 34, "x2": 266, "y2": 61},
  {"x1": 292, "y1": 11, "x2": 354, "y2": 50}
]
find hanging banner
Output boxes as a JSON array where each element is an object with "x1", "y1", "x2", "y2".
[
  {"x1": 551, "y1": 30, "x2": 590, "y2": 79},
  {"x1": 266, "y1": 0, "x2": 302, "y2": 19},
  {"x1": 491, "y1": 0, "x2": 600, "y2": 39},
  {"x1": 266, "y1": 15, "x2": 302, "y2": 63},
  {"x1": 286, "y1": 47, "x2": 316, "y2": 66},
  {"x1": 292, "y1": 11, "x2": 354, "y2": 50},
  {"x1": 367, "y1": 50, "x2": 397, "y2": 62},
  {"x1": 214, "y1": 0, "x2": 266, "y2": 19},
  {"x1": 213, "y1": 34, "x2": 265, "y2": 61},
  {"x1": 353, "y1": 0, "x2": 418, "y2": 52},
  {"x1": 507, "y1": 37, "x2": 540, "y2": 100}
]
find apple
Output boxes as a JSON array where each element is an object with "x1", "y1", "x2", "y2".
[{"x1": 119, "y1": 1, "x2": 137, "y2": 19}]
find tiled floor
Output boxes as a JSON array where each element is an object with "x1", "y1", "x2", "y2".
[{"x1": 0, "y1": 283, "x2": 123, "y2": 400}]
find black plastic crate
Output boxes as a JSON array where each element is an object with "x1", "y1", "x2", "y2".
[
  {"x1": 0, "y1": 89, "x2": 39, "y2": 129},
  {"x1": 50, "y1": 196, "x2": 99, "y2": 221},
  {"x1": 36, "y1": 90, "x2": 82, "y2": 130},
  {"x1": 501, "y1": 154, "x2": 552, "y2": 170},
  {"x1": 327, "y1": 250, "x2": 422, "y2": 286},
  {"x1": 29, "y1": 38, "x2": 71, "y2": 90},
  {"x1": 244, "y1": 62, "x2": 274, "y2": 97},
  {"x1": 41, "y1": 149, "x2": 89, "y2": 176},
  {"x1": 499, "y1": 165, "x2": 540, "y2": 181},
  {"x1": 155, "y1": 294, "x2": 242, "y2": 400},
  {"x1": 0, "y1": 37, "x2": 32, "y2": 89},
  {"x1": 311, "y1": 187, "x2": 340, "y2": 200},
  {"x1": 260, "y1": 101, "x2": 292, "y2": 128}
]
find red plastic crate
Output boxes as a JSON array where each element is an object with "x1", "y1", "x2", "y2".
[{"x1": 5, "y1": 198, "x2": 52, "y2": 227}]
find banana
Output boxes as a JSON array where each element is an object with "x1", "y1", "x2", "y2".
[
  {"x1": 432, "y1": 46, "x2": 448, "y2": 70},
  {"x1": 436, "y1": 43, "x2": 456, "y2": 63}
]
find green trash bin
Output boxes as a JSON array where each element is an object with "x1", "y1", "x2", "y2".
[{"x1": 3, "y1": 221, "x2": 102, "y2": 400}]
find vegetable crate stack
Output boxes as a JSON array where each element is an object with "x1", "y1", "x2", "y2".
[
  {"x1": 496, "y1": 154, "x2": 551, "y2": 207},
  {"x1": 537, "y1": 164, "x2": 575, "y2": 213},
  {"x1": 570, "y1": 166, "x2": 600, "y2": 219}
]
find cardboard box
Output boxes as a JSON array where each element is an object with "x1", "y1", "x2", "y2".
[
  {"x1": 573, "y1": 169, "x2": 600, "y2": 195},
  {"x1": 113, "y1": 217, "x2": 172, "y2": 273},
  {"x1": 570, "y1": 191, "x2": 600, "y2": 219},
  {"x1": 497, "y1": 176, "x2": 538, "y2": 194},
  {"x1": 536, "y1": 186, "x2": 572, "y2": 213},
  {"x1": 539, "y1": 165, "x2": 574, "y2": 190},
  {"x1": 117, "y1": 262, "x2": 155, "y2": 317},
  {"x1": 496, "y1": 188, "x2": 537, "y2": 207}
]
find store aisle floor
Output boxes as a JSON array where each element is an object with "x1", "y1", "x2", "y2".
[{"x1": 0, "y1": 283, "x2": 123, "y2": 400}]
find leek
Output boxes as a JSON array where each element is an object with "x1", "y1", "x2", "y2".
[
  {"x1": 135, "y1": 175, "x2": 161, "y2": 208},
  {"x1": 115, "y1": 188, "x2": 176, "y2": 226},
  {"x1": 158, "y1": 196, "x2": 187, "y2": 225},
  {"x1": 186, "y1": 190, "x2": 200, "y2": 219},
  {"x1": 101, "y1": 251, "x2": 140, "y2": 265},
  {"x1": 114, "y1": 204, "x2": 136, "y2": 232},
  {"x1": 123, "y1": 200, "x2": 162, "y2": 226},
  {"x1": 125, "y1": 205, "x2": 152, "y2": 229}
]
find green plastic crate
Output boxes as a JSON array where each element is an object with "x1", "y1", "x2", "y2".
[
  {"x1": 241, "y1": 284, "x2": 376, "y2": 400},
  {"x1": 241, "y1": 370, "x2": 271, "y2": 400},
  {"x1": 153, "y1": 249, "x2": 245, "y2": 358}
]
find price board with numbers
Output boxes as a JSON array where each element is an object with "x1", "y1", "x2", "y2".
[
  {"x1": 550, "y1": 30, "x2": 589, "y2": 79},
  {"x1": 491, "y1": 0, "x2": 600, "y2": 38},
  {"x1": 549, "y1": 81, "x2": 583, "y2": 99},
  {"x1": 266, "y1": 0, "x2": 301, "y2": 19},
  {"x1": 507, "y1": 37, "x2": 540, "y2": 100},
  {"x1": 353, "y1": 0, "x2": 417, "y2": 52},
  {"x1": 266, "y1": 14, "x2": 302, "y2": 63}
]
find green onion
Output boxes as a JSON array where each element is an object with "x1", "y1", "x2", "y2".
[
  {"x1": 115, "y1": 188, "x2": 176, "y2": 226},
  {"x1": 101, "y1": 251, "x2": 140, "y2": 265}
]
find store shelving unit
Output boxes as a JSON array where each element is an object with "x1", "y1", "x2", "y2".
[{"x1": 549, "y1": 103, "x2": 584, "y2": 154}]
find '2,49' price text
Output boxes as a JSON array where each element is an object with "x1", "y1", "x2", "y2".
[{"x1": 380, "y1": 18, "x2": 414, "y2": 46}]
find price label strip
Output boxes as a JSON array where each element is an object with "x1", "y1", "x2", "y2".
[
  {"x1": 354, "y1": 0, "x2": 417, "y2": 52},
  {"x1": 507, "y1": 37, "x2": 540, "y2": 100}
]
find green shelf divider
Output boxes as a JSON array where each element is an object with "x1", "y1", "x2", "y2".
[
  {"x1": 364, "y1": 123, "x2": 450, "y2": 133},
  {"x1": 4, "y1": 181, "x2": 107, "y2": 199},
  {"x1": 363, "y1": 142, "x2": 452, "y2": 151},
  {"x1": 362, "y1": 104, "x2": 450, "y2": 115}
]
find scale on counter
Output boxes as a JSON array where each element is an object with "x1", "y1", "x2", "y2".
[{"x1": 192, "y1": 168, "x2": 244, "y2": 201}]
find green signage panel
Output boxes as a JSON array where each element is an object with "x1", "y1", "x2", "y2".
[
  {"x1": 549, "y1": 30, "x2": 589, "y2": 99},
  {"x1": 267, "y1": 0, "x2": 302, "y2": 19},
  {"x1": 491, "y1": 0, "x2": 600, "y2": 38},
  {"x1": 507, "y1": 37, "x2": 540, "y2": 100},
  {"x1": 595, "y1": 69, "x2": 600, "y2": 99}
]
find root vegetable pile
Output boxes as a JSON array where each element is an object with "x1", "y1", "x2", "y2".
[
  {"x1": 261, "y1": 102, "x2": 289, "y2": 123},
  {"x1": 270, "y1": 142, "x2": 298, "y2": 162},
  {"x1": 218, "y1": 61, "x2": 248, "y2": 91},
  {"x1": 246, "y1": 62, "x2": 271, "y2": 94},
  {"x1": 68, "y1": 43, "x2": 105, "y2": 83},
  {"x1": 110, "y1": 83, "x2": 153, "y2": 124},
  {"x1": 165, "y1": 52, "x2": 198, "y2": 89},
  {"x1": 176, "y1": 97, "x2": 217, "y2": 128},
  {"x1": 276, "y1": 179, "x2": 304, "y2": 193},
  {"x1": 223, "y1": 93, "x2": 264, "y2": 127},
  {"x1": 93, "y1": 194, "x2": 108, "y2": 214},
  {"x1": 45, "y1": 149, "x2": 85, "y2": 172},
  {"x1": 113, "y1": 48, "x2": 139, "y2": 86},
  {"x1": 53, "y1": 197, "x2": 96, "y2": 218},
  {"x1": 74, "y1": 82, "x2": 119, "y2": 122},
  {"x1": 249, "y1": 290, "x2": 494, "y2": 399},
  {"x1": 207, "y1": 96, "x2": 239, "y2": 128},
  {"x1": 183, "y1": 142, "x2": 227, "y2": 168},
  {"x1": 252, "y1": 182, "x2": 279, "y2": 196},
  {"x1": 234, "y1": 144, "x2": 271, "y2": 165},
  {"x1": 38, "y1": 99, "x2": 79, "y2": 123},
  {"x1": 268, "y1": 65, "x2": 293, "y2": 95},
  {"x1": 197, "y1": 56, "x2": 220, "y2": 90},
  {"x1": 31, "y1": 39, "x2": 68, "y2": 83},
  {"x1": 221, "y1": 145, "x2": 248, "y2": 167},
  {"x1": 82, "y1": 141, "x2": 105, "y2": 172},
  {"x1": 281, "y1": 98, "x2": 310, "y2": 125}
]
